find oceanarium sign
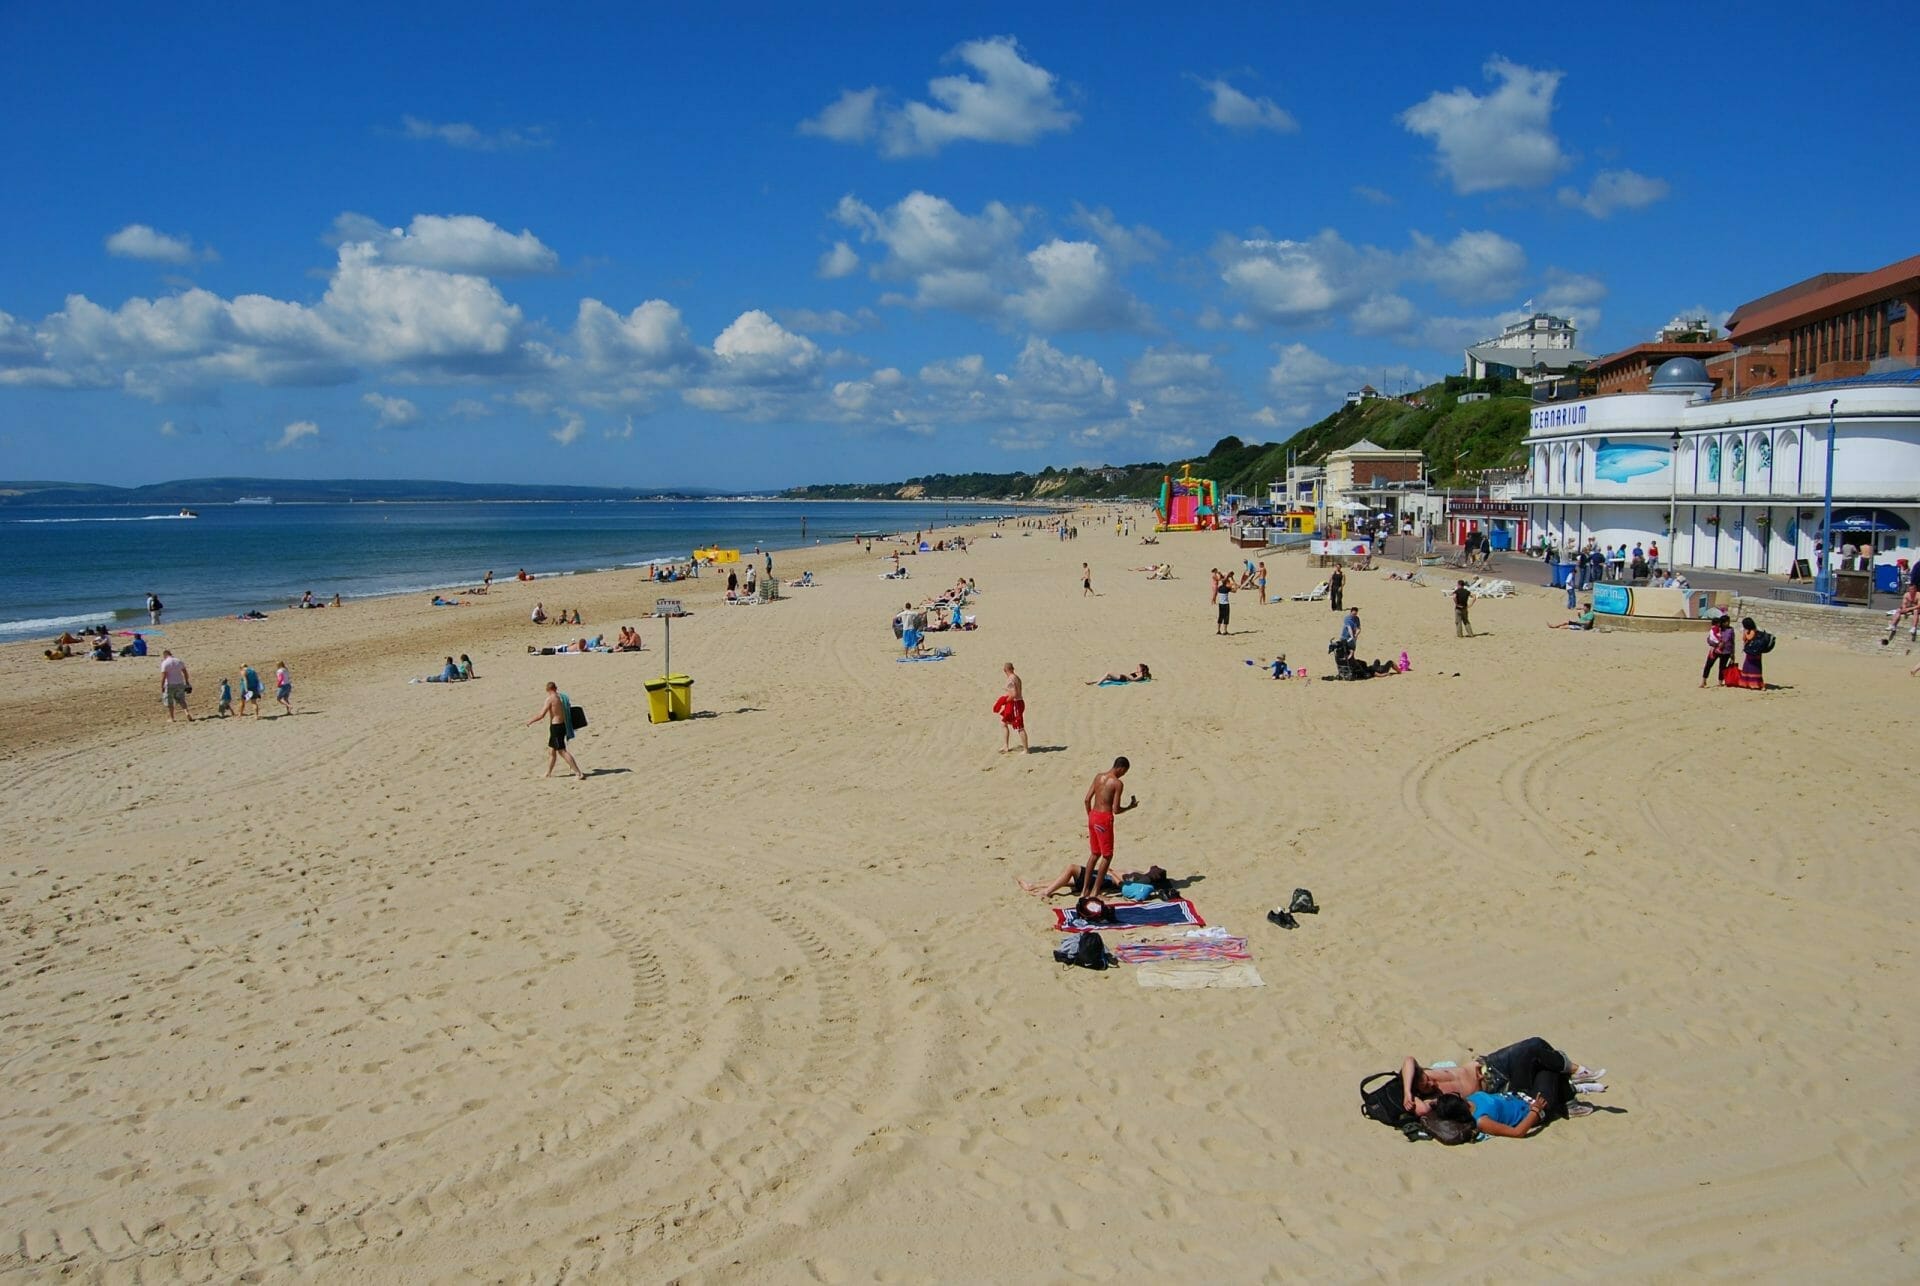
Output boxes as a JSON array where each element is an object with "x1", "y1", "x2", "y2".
[{"x1": 1531, "y1": 403, "x2": 1590, "y2": 432}]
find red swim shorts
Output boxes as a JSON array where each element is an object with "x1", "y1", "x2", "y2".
[
  {"x1": 1087, "y1": 809, "x2": 1115, "y2": 858},
  {"x1": 1000, "y1": 697, "x2": 1025, "y2": 730}
]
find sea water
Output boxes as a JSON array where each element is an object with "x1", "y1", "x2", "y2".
[{"x1": 1, "y1": 499, "x2": 1020, "y2": 638}]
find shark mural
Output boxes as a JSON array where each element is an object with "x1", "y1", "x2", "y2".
[{"x1": 1593, "y1": 438, "x2": 1672, "y2": 483}]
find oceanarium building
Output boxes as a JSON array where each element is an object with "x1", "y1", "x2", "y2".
[{"x1": 1519, "y1": 358, "x2": 1920, "y2": 575}]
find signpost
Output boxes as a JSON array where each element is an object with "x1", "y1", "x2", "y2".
[{"x1": 655, "y1": 598, "x2": 684, "y2": 676}]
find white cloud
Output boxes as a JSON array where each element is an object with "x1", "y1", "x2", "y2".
[
  {"x1": 1351, "y1": 185, "x2": 1395, "y2": 206},
  {"x1": 272, "y1": 420, "x2": 319, "y2": 451},
  {"x1": 158, "y1": 419, "x2": 178, "y2": 437},
  {"x1": 1007, "y1": 239, "x2": 1150, "y2": 332},
  {"x1": 1405, "y1": 229, "x2": 1528, "y2": 303},
  {"x1": 817, "y1": 241, "x2": 860, "y2": 279},
  {"x1": 322, "y1": 243, "x2": 526, "y2": 366},
  {"x1": 330, "y1": 213, "x2": 558, "y2": 276},
  {"x1": 798, "y1": 88, "x2": 881, "y2": 144},
  {"x1": 1202, "y1": 78, "x2": 1299, "y2": 133},
  {"x1": 573, "y1": 298, "x2": 696, "y2": 371},
  {"x1": 778, "y1": 307, "x2": 877, "y2": 336},
  {"x1": 710, "y1": 310, "x2": 820, "y2": 382},
  {"x1": 802, "y1": 36, "x2": 1076, "y2": 158},
  {"x1": 1215, "y1": 230, "x2": 1392, "y2": 325},
  {"x1": 105, "y1": 224, "x2": 212, "y2": 265},
  {"x1": 400, "y1": 115, "x2": 548, "y2": 151},
  {"x1": 362, "y1": 391, "x2": 420, "y2": 426},
  {"x1": 604, "y1": 414, "x2": 635, "y2": 441},
  {"x1": 1351, "y1": 293, "x2": 1418, "y2": 336},
  {"x1": 835, "y1": 191, "x2": 1023, "y2": 280},
  {"x1": 550, "y1": 410, "x2": 586, "y2": 445},
  {"x1": 1128, "y1": 347, "x2": 1219, "y2": 389},
  {"x1": 1069, "y1": 205, "x2": 1168, "y2": 266},
  {"x1": 448, "y1": 397, "x2": 492, "y2": 417},
  {"x1": 1400, "y1": 57, "x2": 1567, "y2": 193},
  {"x1": 1557, "y1": 169, "x2": 1671, "y2": 218}
]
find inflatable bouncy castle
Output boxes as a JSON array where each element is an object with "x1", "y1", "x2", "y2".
[{"x1": 1156, "y1": 464, "x2": 1219, "y2": 532}]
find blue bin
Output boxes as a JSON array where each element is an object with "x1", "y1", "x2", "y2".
[
  {"x1": 1489, "y1": 528, "x2": 1513, "y2": 551},
  {"x1": 1876, "y1": 564, "x2": 1902, "y2": 593},
  {"x1": 1549, "y1": 562, "x2": 1576, "y2": 588}
]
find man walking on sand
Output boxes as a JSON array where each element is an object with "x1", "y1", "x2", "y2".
[
  {"x1": 996, "y1": 662, "x2": 1029, "y2": 753},
  {"x1": 1329, "y1": 564, "x2": 1345, "y2": 612},
  {"x1": 525, "y1": 681, "x2": 585, "y2": 779},
  {"x1": 159, "y1": 648, "x2": 192, "y2": 722},
  {"x1": 1082, "y1": 562, "x2": 1094, "y2": 596},
  {"x1": 1081, "y1": 757, "x2": 1139, "y2": 898},
  {"x1": 1454, "y1": 579, "x2": 1475, "y2": 637},
  {"x1": 1214, "y1": 574, "x2": 1233, "y2": 635}
]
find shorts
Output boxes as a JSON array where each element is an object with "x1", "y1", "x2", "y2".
[
  {"x1": 1000, "y1": 697, "x2": 1025, "y2": 731},
  {"x1": 1087, "y1": 810, "x2": 1115, "y2": 859},
  {"x1": 164, "y1": 683, "x2": 188, "y2": 707},
  {"x1": 1216, "y1": 603, "x2": 1230, "y2": 625},
  {"x1": 276, "y1": 683, "x2": 292, "y2": 700},
  {"x1": 902, "y1": 628, "x2": 922, "y2": 650},
  {"x1": 547, "y1": 723, "x2": 569, "y2": 750}
]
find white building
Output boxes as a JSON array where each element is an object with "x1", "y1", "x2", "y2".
[
  {"x1": 1520, "y1": 358, "x2": 1920, "y2": 575},
  {"x1": 1465, "y1": 313, "x2": 1596, "y2": 387}
]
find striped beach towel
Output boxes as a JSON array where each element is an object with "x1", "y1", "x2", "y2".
[{"x1": 1111, "y1": 937, "x2": 1248, "y2": 963}]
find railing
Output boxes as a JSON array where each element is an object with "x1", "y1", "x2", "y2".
[{"x1": 1768, "y1": 585, "x2": 1832, "y2": 605}]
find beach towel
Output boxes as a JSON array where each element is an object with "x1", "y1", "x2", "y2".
[
  {"x1": 1054, "y1": 899, "x2": 1203, "y2": 933},
  {"x1": 1133, "y1": 961, "x2": 1265, "y2": 989},
  {"x1": 1097, "y1": 678, "x2": 1149, "y2": 687},
  {"x1": 1111, "y1": 937, "x2": 1248, "y2": 963},
  {"x1": 897, "y1": 650, "x2": 953, "y2": 663}
]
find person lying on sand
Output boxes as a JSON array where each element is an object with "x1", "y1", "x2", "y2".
[
  {"x1": 1018, "y1": 864, "x2": 1172, "y2": 900},
  {"x1": 1086, "y1": 663, "x2": 1151, "y2": 684},
  {"x1": 1401, "y1": 1038, "x2": 1600, "y2": 1127}
]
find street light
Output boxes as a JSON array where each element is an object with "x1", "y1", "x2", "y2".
[
  {"x1": 1667, "y1": 428, "x2": 1681, "y2": 565},
  {"x1": 1816, "y1": 397, "x2": 1839, "y2": 598}
]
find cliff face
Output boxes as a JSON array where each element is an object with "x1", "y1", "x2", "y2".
[{"x1": 783, "y1": 378, "x2": 1534, "y2": 500}]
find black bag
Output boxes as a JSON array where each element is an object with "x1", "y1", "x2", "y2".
[
  {"x1": 1360, "y1": 1072, "x2": 1415, "y2": 1130},
  {"x1": 1756, "y1": 630, "x2": 1776, "y2": 654},
  {"x1": 1289, "y1": 888, "x2": 1318, "y2": 915},
  {"x1": 1054, "y1": 932, "x2": 1108, "y2": 969},
  {"x1": 1074, "y1": 896, "x2": 1116, "y2": 925},
  {"x1": 569, "y1": 705, "x2": 588, "y2": 730}
]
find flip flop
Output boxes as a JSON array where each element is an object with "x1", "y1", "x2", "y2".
[{"x1": 1565, "y1": 1103, "x2": 1596, "y2": 1118}]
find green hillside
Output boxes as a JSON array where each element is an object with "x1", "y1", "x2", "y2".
[{"x1": 786, "y1": 376, "x2": 1534, "y2": 501}]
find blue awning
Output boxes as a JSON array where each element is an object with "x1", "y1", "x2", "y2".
[{"x1": 1833, "y1": 510, "x2": 1909, "y2": 533}]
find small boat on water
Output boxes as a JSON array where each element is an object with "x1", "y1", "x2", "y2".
[
  {"x1": 177, "y1": 508, "x2": 198, "y2": 518},
  {"x1": 234, "y1": 496, "x2": 273, "y2": 505}
]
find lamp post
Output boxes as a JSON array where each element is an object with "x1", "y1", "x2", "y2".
[
  {"x1": 1816, "y1": 397, "x2": 1839, "y2": 598},
  {"x1": 1667, "y1": 428, "x2": 1681, "y2": 567}
]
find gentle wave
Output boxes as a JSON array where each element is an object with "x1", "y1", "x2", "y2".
[
  {"x1": 13, "y1": 514, "x2": 196, "y2": 524},
  {"x1": 0, "y1": 612, "x2": 124, "y2": 637}
]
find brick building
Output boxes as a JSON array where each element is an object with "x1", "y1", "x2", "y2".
[
  {"x1": 1588, "y1": 340, "x2": 1733, "y2": 395},
  {"x1": 1722, "y1": 251, "x2": 1920, "y2": 392}
]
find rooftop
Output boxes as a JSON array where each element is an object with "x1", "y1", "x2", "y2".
[
  {"x1": 1586, "y1": 340, "x2": 1733, "y2": 375},
  {"x1": 1726, "y1": 252, "x2": 1920, "y2": 341}
]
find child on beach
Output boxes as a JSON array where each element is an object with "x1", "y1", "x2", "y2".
[
  {"x1": 273, "y1": 662, "x2": 293, "y2": 715},
  {"x1": 217, "y1": 677, "x2": 233, "y2": 717}
]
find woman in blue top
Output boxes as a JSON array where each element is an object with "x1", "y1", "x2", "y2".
[{"x1": 1423, "y1": 1089, "x2": 1563, "y2": 1140}]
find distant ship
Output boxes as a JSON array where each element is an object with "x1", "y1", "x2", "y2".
[
  {"x1": 177, "y1": 508, "x2": 198, "y2": 518},
  {"x1": 234, "y1": 496, "x2": 273, "y2": 505}
]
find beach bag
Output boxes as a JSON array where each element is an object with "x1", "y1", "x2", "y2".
[
  {"x1": 1289, "y1": 888, "x2": 1318, "y2": 915},
  {"x1": 1055, "y1": 932, "x2": 1108, "y2": 970},
  {"x1": 1359, "y1": 1072, "x2": 1416, "y2": 1131},
  {"x1": 1074, "y1": 896, "x2": 1117, "y2": 925},
  {"x1": 569, "y1": 705, "x2": 588, "y2": 730},
  {"x1": 1756, "y1": 630, "x2": 1776, "y2": 654}
]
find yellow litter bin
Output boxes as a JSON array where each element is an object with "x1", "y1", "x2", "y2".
[
  {"x1": 644, "y1": 677, "x2": 672, "y2": 724},
  {"x1": 665, "y1": 673, "x2": 694, "y2": 720}
]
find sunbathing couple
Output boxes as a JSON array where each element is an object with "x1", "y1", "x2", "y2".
[
  {"x1": 1130, "y1": 563, "x2": 1173, "y2": 579},
  {"x1": 1085, "y1": 663, "x2": 1150, "y2": 684},
  {"x1": 1401, "y1": 1037, "x2": 1601, "y2": 1142},
  {"x1": 1018, "y1": 862, "x2": 1169, "y2": 900}
]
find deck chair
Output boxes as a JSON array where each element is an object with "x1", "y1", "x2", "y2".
[{"x1": 1291, "y1": 581, "x2": 1330, "y2": 602}]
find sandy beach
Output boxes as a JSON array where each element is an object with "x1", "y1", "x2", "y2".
[{"x1": 2, "y1": 515, "x2": 1916, "y2": 1282}]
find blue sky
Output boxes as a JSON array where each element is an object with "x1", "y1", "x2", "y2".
[{"x1": 1, "y1": 4, "x2": 1911, "y2": 490}]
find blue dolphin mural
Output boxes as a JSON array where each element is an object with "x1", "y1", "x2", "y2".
[{"x1": 1593, "y1": 438, "x2": 1671, "y2": 483}]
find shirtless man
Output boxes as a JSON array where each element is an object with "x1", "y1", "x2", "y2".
[
  {"x1": 1080, "y1": 757, "x2": 1139, "y2": 897},
  {"x1": 524, "y1": 681, "x2": 585, "y2": 779},
  {"x1": 997, "y1": 662, "x2": 1028, "y2": 753}
]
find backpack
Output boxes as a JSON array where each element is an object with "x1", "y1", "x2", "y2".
[
  {"x1": 1756, "y1": 630, "x2": 1776, "y2": 654},
  {"x1": 1359, "y1": 1072, "x2": 1417, "y2": 1133},
  {"x1": 569, "y1": 705, "x2": 588, "y2": 730},
  {"x1": 1054, "y1": 932, "x2": 1108, "y2": 970}
]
